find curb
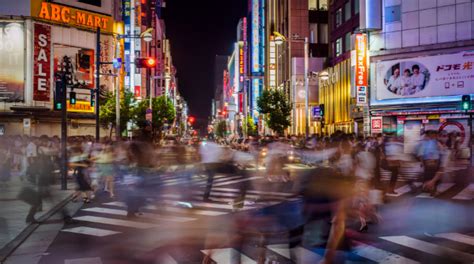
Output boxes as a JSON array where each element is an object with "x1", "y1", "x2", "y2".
[{"x1": 0, "y1": 193, "x2": 74, "y2": 263}]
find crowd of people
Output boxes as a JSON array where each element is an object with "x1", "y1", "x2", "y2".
[{"x1": 0, "y1": 130, "x2": 468, "y2": 263}]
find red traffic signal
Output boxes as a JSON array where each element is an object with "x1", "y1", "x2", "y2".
[
  {"x1": 135, "y1": 57, "x2": 157, "y2": 68},
  {"x1": 188, "y1": 116, "x2": 196, "y2": 124}
]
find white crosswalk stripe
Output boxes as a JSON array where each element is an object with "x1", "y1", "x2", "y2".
[
  {"x1": 201, "y1": 248, "x2": 256, "y2": 264},
  {"x1": 64, "y1": 257, "x2": 103, "y2": 264},
  {"x1": 61, "y1": 226, "x2": 120, "y2": 237},
  {"x1": 73, "y1": 216, "x2": 159, "y2": 229},
  {"x1": 266, "y1": 244, "x2": 323, "y2": 263},
  {"x1": 380, "y1": 235, "x2": 474, "y2": 262},
  {"x1": 352, "y1": 242, "x2": 420, "y2": 264},
  {"x1": 452, "y1": 183, "x2": 474, "y2": 200},
  {"x1": 82, "y1": 207, "x2": 196, "y2": 222},
  {"x1": 434, "y1": 233, "x2": 474, "y2": 246},
  {"x1": 386, "y1": 182, "x2": 422, "y2": 197}
]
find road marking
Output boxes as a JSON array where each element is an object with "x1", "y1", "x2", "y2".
[
  {"x1": 266, "y1": 244, "x2": 322, "y2": 263},
  {"x1": 106, "y1": 202, "x2": 229, "y2": 216},
  {"x1": 353, "y1": 242, "x2": 419, "y2": 264},
  {"x1": 452, "y1": 184, "x2": 474, "y2": 200},
  {"x1": 211, "y1": 187, "x2": 295, "y2": 197},
  {"x1": 83, "y1": 207, "x2": 196, "y2": 222},
  {"x1": 416, "y1": 183, "x2": 455, "y2": 198},
  {"x1": 61, "y1": 226, "x2": 120, "y2": 237},
  {"x1": 73, "y1": 216, "x2": 158, "y2": 229},
  {"x1": 64, "y1": 257, "x2": 103, "y2": 264},
  {"x1": 381, "y1": 235, "x2": 474, "y2": 262},
  {"x1": 201, "y1": 248, "x2": 256, "y2": 264},
  {"x1": 162, "y1": 200, "x2": 254, "y2": 210},
  {"x1": 386, "y1": 182, "x2": 422, "y2": 197},
  {"x1": 213, "y1": 176, "x2": 263, "y2": 187},
  {"x1": 160, "y1": 254, "x2": 178, "y2": 264},
  {"x1": 434, "y1": 233, "x2": 474, "y2": 246}
]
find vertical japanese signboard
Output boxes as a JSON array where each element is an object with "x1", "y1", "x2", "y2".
[
  {"x1": 34, "y1": 23, "x2": 51, "y2": 102},
  {"x1": 355, "y1": 33, "x2": 368, "y2": 106}
]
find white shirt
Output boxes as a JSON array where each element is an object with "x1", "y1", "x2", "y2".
[
  {"x1": 412, "y1": 73, "x2": 425, "y2": 92},
  {"x1": 387, "y1": 75, "x2": 402, "y2": 94},
  {"x1": 199, "y1": 142, "x2": 223, "y2": 164},
  {"x1": 26, "y1": 142, "x2": 37, "y2": 158}
]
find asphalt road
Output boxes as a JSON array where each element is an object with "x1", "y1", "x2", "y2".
[{"x1": 8, "y1": 164, "x2": 474, "y2": 264}]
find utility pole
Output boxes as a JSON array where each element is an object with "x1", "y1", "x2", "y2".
[
  {"x1": 95, "y1": 27, "x2": 101, "y2": 142},
  {"x1": 304, "y1": 37, "x2": 309, "y2": 139},
  {"x1": 58, "y1": 73, "x2": 67, "y2": 190}
]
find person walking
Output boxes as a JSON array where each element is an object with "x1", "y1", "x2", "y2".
[{"x1": 383, "y1": 135, "x2": 403, "y2": 195}]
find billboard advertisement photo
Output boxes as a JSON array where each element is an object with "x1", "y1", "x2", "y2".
[
  {"x1": 375, "y1": 51, "x2": 474, "y2": 101},
  {"x1": 0, "y1": 22, "x2": 25, "y2": 102}
]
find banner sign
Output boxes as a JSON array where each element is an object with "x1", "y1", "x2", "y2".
[
  {"x1": 32, "y1": 1, "x2": 113, "y2": 33},
  {"x1": 67, "y1": 100, "x2": 94, "y2": 113},
  {"x1": 355, "y1": 33, "x2": 368, "y2": 106},
  {"x1": 376, "y1": 51, "x2": 474, "y2": 100},
  {"x1": 34, "y1": 23, "x2": 51, "y2": 102},
  {"x1": 371, "y1": 116, "x2": 383, "y2": 134},
  {"x1": 0, "y1": 22, "x2": 25, "y2": 102}
]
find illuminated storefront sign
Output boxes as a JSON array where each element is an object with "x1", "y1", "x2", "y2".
[
  {"x1": 34, "y1": 23, "x2": 51, "y2": 102},
  {"x1": 32, "y1": 1, "x2": 113, "y2": 33},
  {"x1": 355, "y1": 33, "x2": 368, "y2": 106},
  {"x1": 67, "y1": 101, "x2": 94, "y2": 113},
  {"x1": 252, "y1": 0, "x2": 260, "y2": 73}
]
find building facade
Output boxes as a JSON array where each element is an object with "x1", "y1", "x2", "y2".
[
  {"x1": 368, "y1": 0, "x2": 474, "y2": 153},
  {"x1": 0, "y1": 0, "x2": 120, "y2": 137}
]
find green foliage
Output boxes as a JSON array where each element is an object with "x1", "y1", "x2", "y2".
[
  {"x1": 243, "y1": 115, "x2": 257, "y2": 136},
  {"x1": 257, "y1": 88, "x2": 292, "y2": 135},
  {"x1": 215, "y1": 120, "x2": 227, "y2": 138},
  {"x1": 132, "y1": 96, "x2": 176, "y2": 136},
  {"x1": 99, "y1": 90, "x2": 135, "y2": 135}
]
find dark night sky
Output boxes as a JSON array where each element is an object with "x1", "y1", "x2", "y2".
[{"x1": 164, "y1": 0, "x2": 247, "y2": 127}]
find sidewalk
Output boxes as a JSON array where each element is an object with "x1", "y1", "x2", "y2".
[{"x1": 0, "y1": 173, "x2": 73, "y2": 258}]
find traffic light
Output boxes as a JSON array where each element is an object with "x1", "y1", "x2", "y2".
[
  {"x1": 70, "y1": 91, "x2": 76, "y2": 105},
  {"x1": 135, "y1": 57, "x2": 157, "y2": 68},
  {"x1": 54, "y1": 75, "x2": 65, "y2": 111},
  {"x1": 319, "y1": 104, "x2": 325, "y2": 117},
  {"x1": 188, "y1": 116, "x2": 196, "y2": 124},
  {"x1": 461, "y1": 95, "x2": 471, "y2": 111},
  {"x1": 90, "y1": 89, "x2": 95, "y2": 107}
]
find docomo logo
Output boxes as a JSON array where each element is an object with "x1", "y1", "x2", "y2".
[
  {"x1": 37, "y1": 2, "x2": 111, "y2": 31},
  {"x1": 355, "y1": 33, "x2": 368, "y2": 87}
]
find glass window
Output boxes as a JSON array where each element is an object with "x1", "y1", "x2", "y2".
[
  {"x1": 318, "y1": 24, "x2": 328, "y2": 44},
  {"x1": 354, "y1": 0, "x2": 359, "y2": 14},
  {"x1": 335, "y1": 8, "x2": 343, "y2": 27},
  {"x1": 385, "y1": 5, "x2": 401, "y2": 23},
  {"x1": 319, "y1": 0, "x2": 328, "y2": 10},
  {"x1": 344, "y1": 32, "x2": 351, "y2": 52},
  {"x1": 309, "y1": 0, "x2": 317, "y2": 10},
  {"x1": 344, "y1": 1, "x2": 351, "y2": 21},
  {"x1": 310, "y1": 23, "x2": 318, "y2": 43},
  {"x1": 335, "y1": 38, "x2": 342, "y2": 57}
]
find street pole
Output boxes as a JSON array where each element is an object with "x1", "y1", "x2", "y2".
[
  {"x1": 304, "y1": 37, "x2": 309, "y2": 139},
  {"x1": 115, "y1": 42, "x2": 121, "y2": 141},
  {"x1": 59, "y1": 74, "x2": 67, "y2": 190},
  {"x1": 470, "y1": 113, "x2": 473, "y2": 166},
  {"x1": 96, "y1": 27, "x2": 101, "y2": 142}
]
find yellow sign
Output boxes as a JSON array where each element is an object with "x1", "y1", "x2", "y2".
[
  {"x1": 67, "y1": 101, "x2": 95, "y2": 113},
  {"x1": 32, "y1": 1, "x2": 113, "y2": 33}
]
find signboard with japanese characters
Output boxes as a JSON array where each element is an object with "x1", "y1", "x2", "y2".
[
  {"x1": 371, "y1": 116, "x2": 383, "y2": 134},
  {"x1": 354, "y1": 33, "x2": 368, "y2": 106},
  {"x1": 375, "y1": 51, "x2": 474, "y2": 100}
]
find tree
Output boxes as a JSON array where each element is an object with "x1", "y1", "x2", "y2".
[
  {"x1": 132, "y1": 96, "x2": 175, "y2": 139},
  {"x1": 99, "y1": 90, "x2": 135, "y2": 137},
  {"x1": 215, "y1": 120, "x2": 227, "y2": 138},
  {"x1": 243, "y1": 115, "x2": 257, "y2": 137},
  {"x1": 257, "y1": 88, "x2": 292, "y2": 136}
]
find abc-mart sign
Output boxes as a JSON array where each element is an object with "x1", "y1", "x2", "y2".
[{"x1": 31, "y1": 1, "x2": 113, "y2": 33}]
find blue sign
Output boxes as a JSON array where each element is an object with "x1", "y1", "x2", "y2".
[
  {"x1": 312, "y1": 106, "x2": 321, "y2": 119},
  {"x1": 113, "y1": 58, "x2": 122, "y2": 69}
]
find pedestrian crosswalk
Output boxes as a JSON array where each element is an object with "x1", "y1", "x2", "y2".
[
  {"x1": 195, "y1": 231, "x2": 474, "y2": 264},
  {"x1": 385, "y1": 181, "x2": 474, "y2": 201},
  {"x1": 60, "y1": 186, "x2": 296, "y2": 238}
]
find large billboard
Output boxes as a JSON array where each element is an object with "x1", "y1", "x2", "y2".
[
  {"x1": 375, "y1": 51, "x2": 474, "y2": 101},
  {"x1": 0, "y1": 22, "x2": 25, "y2": 102}
]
